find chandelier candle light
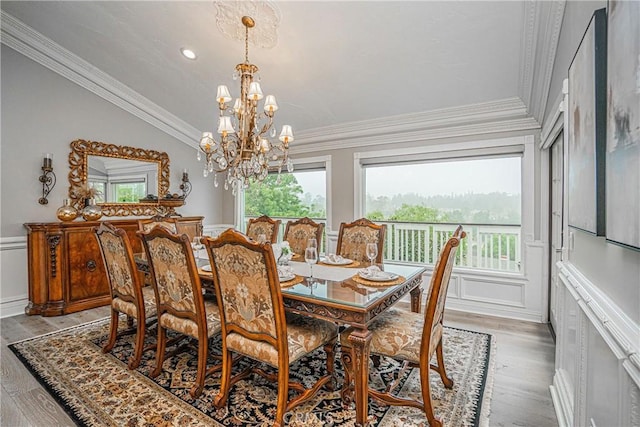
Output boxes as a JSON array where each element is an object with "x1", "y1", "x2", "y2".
[{"x1": 198, "y1": 15, "x2": 294, "y2": 193}]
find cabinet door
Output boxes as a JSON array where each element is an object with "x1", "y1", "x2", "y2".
[{"x1": 66, "y1": 228, "x2": 109, "y2": 302}]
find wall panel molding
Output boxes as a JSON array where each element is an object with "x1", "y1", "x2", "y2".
[
  {"x1": 0, "y1": 236, "x2": 28, "y2": 318},
  {"x1": 553, "y1": 260, "x2": 640, "y2": 426},
  {"x1": 0, "y1": 11, "x2": 201, "y2": 148}
]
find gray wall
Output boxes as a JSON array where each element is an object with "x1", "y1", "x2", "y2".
[
  {"x1": 1, "y1": 45, "x2": 224, "y2": 237},
  {"x1": 544, "y1": 1, "x2": 640, "y2": 323}
]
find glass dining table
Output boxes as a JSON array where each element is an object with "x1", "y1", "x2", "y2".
[{"x1": 135, "y1": 254, "x2": 426, "y2": 427}]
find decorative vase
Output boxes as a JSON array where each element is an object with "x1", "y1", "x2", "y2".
[
  {"x1": 56, "y1": 199, "x2": 78, "y2": 222},
  {"x1": 81, "y1": 198, "x2": 102, "y2": 221}
]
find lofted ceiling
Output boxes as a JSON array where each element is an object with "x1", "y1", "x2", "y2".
[{"x1": 1, "y1": 1, "x2": 560, "y2": 145}]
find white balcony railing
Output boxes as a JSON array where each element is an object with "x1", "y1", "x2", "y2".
[{"x1": 246, "y1": 217, "x2": 521, "y2": 273}]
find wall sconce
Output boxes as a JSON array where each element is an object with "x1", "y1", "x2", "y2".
[
  {"x1": 180, "y1": 169, "x2": 192, "y2": 200},
  {"x1": 38, "y1": 153, "x2": 56, "y2": 205}
]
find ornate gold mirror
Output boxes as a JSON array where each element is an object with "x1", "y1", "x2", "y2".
[{"x1": 68, "y1": 139, "x2": 176, "y2": 216}]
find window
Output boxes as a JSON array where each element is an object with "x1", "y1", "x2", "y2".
[
  {"x1": 110, "y1": 178, "x2": 147, "y2": 203},
  {"x1": 361, "y1": 153, "x2": 523, "y2": 273},
  {"x1": 364, "y1": 157, "x2": 521, "y2": 224}
]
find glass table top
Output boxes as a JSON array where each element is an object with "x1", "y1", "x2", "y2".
[{"x1": 135, "y1": 253, "x2": 426, "y2": 311}]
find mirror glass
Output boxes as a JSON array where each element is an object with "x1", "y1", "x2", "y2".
[
  {"x1": 87, "y1": 156, "x2": 159, "y2": 203},
  {"x1": 68, "y1": 139, "x2": 174, "y2": 217}
]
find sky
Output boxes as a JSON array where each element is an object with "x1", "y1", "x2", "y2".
[{"x1": 293, "y1": 157, "x2": 521, "y2": 198}]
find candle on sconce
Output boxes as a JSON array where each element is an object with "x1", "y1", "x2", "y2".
[
  {"x1": 180, "y1": 168, "x2": 192, "y2": 200},
  {"x1": 43, "y1": 153, "x2": 53, "y2": 169}
]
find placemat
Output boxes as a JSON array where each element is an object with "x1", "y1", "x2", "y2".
[
  {"x1": 280, "y1": 274, "x2": 304, "y2": 287},
  {"x1": 351, "y1": 274, "x2": 406, "y2": 287}
]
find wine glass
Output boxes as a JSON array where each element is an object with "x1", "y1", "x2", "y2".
[
  {"x1": 366, "y1": 242, "x2": 378, "y2": 266},
  {"x1": 307, "y1": 238, "x2": 317, "y2": 249},
  {"x1": 191, "y1": 236, "x2": 204, "y2": 260},
  {"x1": 305, "y1": 246, "x2": 318, "y2": 279}
]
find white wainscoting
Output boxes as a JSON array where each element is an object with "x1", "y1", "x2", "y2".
[
  {"x1": 327, "y1": 230, "x2": 546, "y2": 322},
  {"x1": 551, "y1": 261, "x2": 640, "y2": 427},
  {"x1": 202, "y1": 224, "x2": 236, "y2": 238},
  {"x1": 0, "y1": 236, "x2": 29, "y2": 318}
]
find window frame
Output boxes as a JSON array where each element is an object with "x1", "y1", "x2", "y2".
[{"x1": 235, "y1": 155, "x2": 333, "y2": 232}]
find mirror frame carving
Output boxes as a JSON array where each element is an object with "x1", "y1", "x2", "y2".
[{"x1": 68, "y1": 139, "x2": 171, "y2": 217}]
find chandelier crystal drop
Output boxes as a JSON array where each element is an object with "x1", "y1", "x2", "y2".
[{"x1": 198, "y1": 15, "x2": 294, "y2": 189}]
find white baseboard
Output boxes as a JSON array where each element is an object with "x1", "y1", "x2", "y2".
[
  {"x1": 0, "y1": 295, "x2": 27, "y2": 318},
  {"x1": 446, "y1": 299, "x2": 542, "y2": 323}
]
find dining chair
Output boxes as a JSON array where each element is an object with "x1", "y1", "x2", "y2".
[
  {"x1": 138, "y1": 226, "x2": 222, "y2": 398},
  {"x1": 246, "y1": 215, "x2": 281, "y2": 243},
  {"x1": 283, "y1": 217, "x2": 325, "y2": 256},
  {"x1": 95, "y1": 222, "x2": 157, "y2": 369},
  {"x1": 202, "y1": 229, "x2": 338, "y2": 427},
  {"x1": 336, "y1": 218, "x2": 386, "y2": 263},
  {"x1": 340, "y1": 225, "x2": 466, "y2": 427}
]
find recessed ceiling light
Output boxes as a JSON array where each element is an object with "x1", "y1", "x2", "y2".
[{"x1": 180, "y1": 48, "x2": 197, "y2": 60}]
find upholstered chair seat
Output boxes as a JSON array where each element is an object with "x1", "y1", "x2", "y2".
[
  {"x1": 111, "y1": 286, "x2": 157, "y2": 319},
  {"x1": 158, "y1": 300, "x2": 221, "y2": 339},
  {"x1": 340, "y1": 308, "x2": 439, "y2": 363},
  {"x1": 227, "y1": 313, "x2": 338, "y2": 367}
]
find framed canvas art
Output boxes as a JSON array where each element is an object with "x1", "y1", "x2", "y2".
[
  {"x1": 605, "y1": 0, "x2": 640, "y2": 250},
  {"x1": 567, "y1": 8, "x2": 607, "y2": 236}
]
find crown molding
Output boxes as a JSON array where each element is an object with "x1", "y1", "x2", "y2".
[
  {"x1": 291, "y1": 98, "x2": 540, "y2": 155},
  {"x1": 519, "y1": 0, "x2": 566, "y2": 122},
  {"x1": 0, "y1": 11, "x2": 201, "y2": 148},
  {"x1": 530, "y1": 0, "x2": 566, "y2": 122},
  {"x1": 519, "y1": 0, "x2": 539, "y2": 111}
]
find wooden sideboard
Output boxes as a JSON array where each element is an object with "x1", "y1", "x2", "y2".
[{"x1": 24, "y1": 217, "x2": 203, "y2": 316}]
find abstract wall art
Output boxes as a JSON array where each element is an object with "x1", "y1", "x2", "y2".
[
  {"x1": 567, "y1": 8, "x2": 607, "y2": 236},
  {"x1": 605, "y1": 0, "x2": 640, "y2": 250}
]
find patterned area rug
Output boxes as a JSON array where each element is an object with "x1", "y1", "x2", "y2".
[{"x1": 9, "y1": 318, "x2": 494, "y2": 426}]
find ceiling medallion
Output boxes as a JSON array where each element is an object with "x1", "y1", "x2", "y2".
[{"x1": 214, "y1": 1, "x2": 281, "y2": 49}]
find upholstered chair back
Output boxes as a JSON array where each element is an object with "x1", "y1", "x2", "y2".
[
  {"x1": 246, "y1": 215, "x2": 281, "y2": 243},
  {"x1": 205, "y1": 229, "x2": 285, "y2": 367},
  {"x1": 336, "y1": 218, "x2": 386, "y2": 263},
  {"x1": 422, "y1": 226, "x2": 465, "y2": 359},
  {"x1": 283, "y1": 217, "x2": 324, "y2": 256},
  {"x1": 95, "y1": 222, "x2": 140, "y2": 304},
  {"x1": 139, "y1": 227, "x2": 206, "y2": 335},
  {"x1": 138, "y1": 217, "x2": 178, "y2": 234}
]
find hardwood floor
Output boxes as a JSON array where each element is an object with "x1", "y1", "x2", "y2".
[{"x1": 0, "y1": 306, "x2": 558, "y2": 426}]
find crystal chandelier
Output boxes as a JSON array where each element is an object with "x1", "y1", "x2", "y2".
[{"x1": 198, "y1": 15, "x2": 294, "y2": 193}]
